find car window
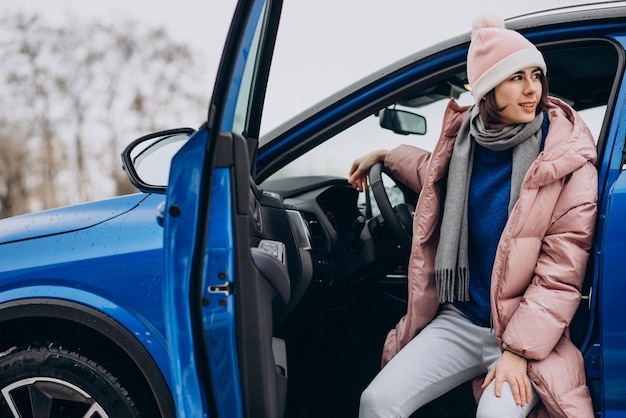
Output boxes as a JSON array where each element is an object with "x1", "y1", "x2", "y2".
[
  {"x1": 231, "y1": 9, "x2": 264, "y2": 135},
  {"x1": 224, "y1": 2, "x2": 268, "y2": 135},
  {"x1": 267, "y1": 95, "x2": 606, "y2": 181},
  {"x1": 268, "y1": 91, "x2": 473, "y2": 180},
  {"x1": 578, "y1": 105, "x2": 605, "y2": 144}
]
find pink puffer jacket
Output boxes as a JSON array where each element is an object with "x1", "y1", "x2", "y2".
[{"x1": 381, "y1": 98, "x2": 597, "y2": 417}]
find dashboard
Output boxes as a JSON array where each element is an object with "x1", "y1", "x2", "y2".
[{"x1": 258, "y1": 176, "x2": 381, "y2": 308}]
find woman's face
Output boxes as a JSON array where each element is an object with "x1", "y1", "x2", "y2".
[{"x1": 493, "y1": 67, "x2": 543, "y2": 126}]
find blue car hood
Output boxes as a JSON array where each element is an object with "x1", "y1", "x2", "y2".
[{"x1": 0, "y1": 194, "x2": 149, "y2": 244}]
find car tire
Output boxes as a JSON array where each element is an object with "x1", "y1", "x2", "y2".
[{"x1": 0, "y1": 342, "x2": 142, "y2": 418}]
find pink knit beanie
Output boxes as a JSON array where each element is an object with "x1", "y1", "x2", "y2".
[{"x1": 467, "y1": 14, "x2": 547, "y2": 105}]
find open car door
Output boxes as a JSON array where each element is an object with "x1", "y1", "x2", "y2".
[
  {"x1": 163, "y1": 1, "x2": 283, "y2": 417},
  {"x1": 596, "y1": 89, "x2": 626, "y2": 414},
  {"x1": 598, "y1": 170, "x2": 626, "y2": 414}
]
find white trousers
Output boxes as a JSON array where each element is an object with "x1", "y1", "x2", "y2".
[{"x1": 359, "y1": 304, "x2": 539, "y2": 418}]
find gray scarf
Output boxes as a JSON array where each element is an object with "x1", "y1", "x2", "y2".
[{"x1": 433, "y1": 106, "x2": 543, "y2": 303}]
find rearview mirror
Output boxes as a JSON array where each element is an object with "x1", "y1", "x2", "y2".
[
  {"x1": 379, "y1": 108, "x2": 427, "y2": 135},
  {"x1": 121, "y1": 128, "x2": 194, "y2": 193}
]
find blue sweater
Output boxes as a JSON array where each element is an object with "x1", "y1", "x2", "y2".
[
  {"x1": 453, "y1": 115, "x2": 549, "y2": 327},
  {"x1": 453, "y1": 143, "x2": 512, "y2": 327}
]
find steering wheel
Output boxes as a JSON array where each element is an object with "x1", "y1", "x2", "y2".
[{"x1": 369, "y1": 161, "x2": 414, "y2": 253}]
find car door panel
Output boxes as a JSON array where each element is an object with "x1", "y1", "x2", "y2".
[
  {"x1": 599, "y1": 171, "x2": 626, "y2": 414},
  {"x1": 164, "y1": 126, "x2": 218, "y2": 417}
]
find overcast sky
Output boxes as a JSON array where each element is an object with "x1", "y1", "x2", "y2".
[{"x1": 0, "y1": 0, "x2": 611, "y2": 133}]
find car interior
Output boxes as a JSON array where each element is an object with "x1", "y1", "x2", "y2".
[{"x1": 245, "y1": 38, "x2": 620, "y2": 417}]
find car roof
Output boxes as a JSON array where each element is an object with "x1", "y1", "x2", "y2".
[{"x1": 507, "y1": 1, "x2": 626, "y2": 25}]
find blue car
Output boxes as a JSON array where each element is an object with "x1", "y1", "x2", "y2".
[{"x1": 1, "y1": 1, "x2": 625, "y2": 417}]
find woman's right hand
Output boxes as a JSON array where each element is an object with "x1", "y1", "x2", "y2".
[{"x1": 348, "y1": 149, "x2": 389, "y2": 192}]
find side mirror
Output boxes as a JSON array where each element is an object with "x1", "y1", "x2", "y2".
[
  {"x1": 379, "y1": 108, "x2": 427, "y2": 135},
  {"x1": 121, "y1": 128, "x2": 194, "y2": 193}
]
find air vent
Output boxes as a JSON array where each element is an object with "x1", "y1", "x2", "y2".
[{"x1": 300, "y1": 211, "x2": 327, "y2": 249}]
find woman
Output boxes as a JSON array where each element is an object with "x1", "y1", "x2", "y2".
[{"x1": 349, "y1": 15, "x2": 596, "y2": 418}]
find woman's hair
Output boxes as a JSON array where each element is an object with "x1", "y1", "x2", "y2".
[{"x1": 478, "y1": 70, "x2": 550, "y2": 128}]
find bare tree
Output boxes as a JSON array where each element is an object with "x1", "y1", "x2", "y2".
[
  {"x1": 0, "y1": 118, "x2": 32, "y2": 218},
  {"x1": 93, "y1": 22, "x2": 208, "y2": 197},
  {"x1": 0, "y1": 13, "x2": 209, "y2": 218},
  {"x1": 1, "y1": 15, "x2": 68, "y2": 212}
]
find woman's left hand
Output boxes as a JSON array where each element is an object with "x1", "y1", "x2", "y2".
[{"x1": 481, "y1": 350, "x2": 531, "y2": 406}]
